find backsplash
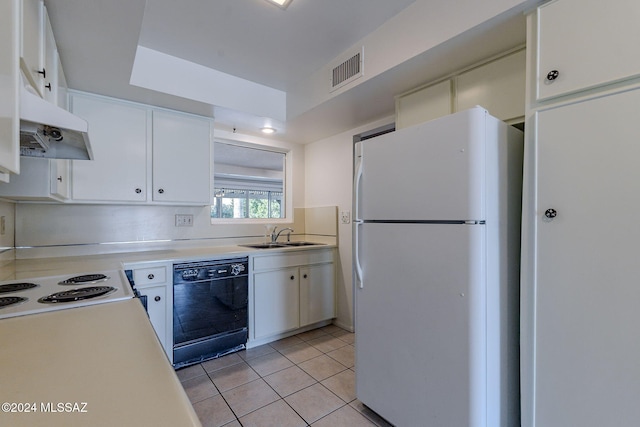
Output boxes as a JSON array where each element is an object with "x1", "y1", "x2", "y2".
[
  {"x1": 13, "y1": 203, "x2": 336, "y2": 258},
  {"x1": 0, "y1": 201, "x2": 15, "y2": 261}
]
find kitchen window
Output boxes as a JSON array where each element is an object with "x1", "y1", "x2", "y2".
[
  {"x1": 211, "y1": 189, "x2": 283, "y2": 219},
  {"x1": 211, "y1": 141, "x2": 287, "y2": 221}
]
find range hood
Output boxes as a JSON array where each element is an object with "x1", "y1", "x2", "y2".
[{"x1": 19, "y1": 76, "x2": 93, "y2": 160}]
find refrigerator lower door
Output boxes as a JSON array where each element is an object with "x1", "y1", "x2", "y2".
[{"x1": 355, "y1": 223, "x2": 487, "y2": 427}]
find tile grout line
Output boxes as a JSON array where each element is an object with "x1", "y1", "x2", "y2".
[{"x1": 183, "y1": 326, "x2": 358, "y2": 426}]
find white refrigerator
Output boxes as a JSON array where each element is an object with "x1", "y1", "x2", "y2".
[{"x1": 353, "y1": 107, "x2": 523, "y2": 427}]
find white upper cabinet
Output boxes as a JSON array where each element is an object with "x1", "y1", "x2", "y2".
[
  {"x1": 69, "y1": 93, "x2": 212, "y2": 205},
  {"x1": 0, "y1": 157, "x2": 69, "y2": 201},
  {"x1": 536, "y1": 0, "x2": 640, "y2": 101},
  {"x1": 396, "y1": 80, "x2": 451, "y2": 130},
  {"x1": 152, "y1": 110, "x2": 212, "y2": 204},
  {"x1": 20, "y1": 0, "x2": 44, "y2": 93},
  {"x1": 70, "y1": 94, "x2": 148, "y2": 202},
  {"x1": 0, "y1": 0, "x2": 20, "y2": 176},
  {"x1": 396, "y1": 48, "x2": 525, "y2": 128},
  {"x1": 456, "y1": 49, "x2": 525, "y2": 122},
  {"x1": 41, "y1": 9, "x2": 58, "y2": 103}
]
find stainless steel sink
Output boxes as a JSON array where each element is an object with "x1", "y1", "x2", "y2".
[
  {"x1": 240, "y1": 243, "x2": 288, "y2": 249},
  {"x1": 240, "y1": 241, "x2": 326, "y2": 249},
  {"x1": 283, "y1": 241, "x2": 326, "y2": 246}
]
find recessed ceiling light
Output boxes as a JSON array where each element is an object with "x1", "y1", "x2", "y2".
[
  {"x1": 261, "y1": 127, "x2": 276, "y2": 134},
  {"x1": 265, "y1": 0, "x2": 292, "y2": 9}
]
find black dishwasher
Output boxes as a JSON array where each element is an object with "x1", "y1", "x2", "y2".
[{"x1": 172, "y1": 257, "x2": 248, "y2": 369}]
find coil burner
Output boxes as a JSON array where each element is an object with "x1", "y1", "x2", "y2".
[
  {"x1": 58, "y1": 274, "x2": 110, "y2": 285},
  {"x1": 38, "y1": 286, "x2": 117, "y2": 304},
  {"x1": 0, "y1": 283, "x2": 39, "y2": 294},
  {"x1": 0, "y1": 296, "x2": 28, "y2": 309}
]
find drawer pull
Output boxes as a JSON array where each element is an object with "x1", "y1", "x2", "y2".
[
  {"x1": 546, "y1": 70, "x2": 559, "y2": 81},
  {"x1": 148, "y1": 274, "x2": 155, "y2": 280},
  {"x1": 154, "y1": 296, "x2": 161, "y2": 302}
]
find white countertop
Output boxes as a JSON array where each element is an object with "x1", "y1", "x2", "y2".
[
  {"x1": 1, "y1": 240, "x2": 336, "y2": 281},
  {"x1": 0, "y1": 299, "x2": 201, "y2": 427}
]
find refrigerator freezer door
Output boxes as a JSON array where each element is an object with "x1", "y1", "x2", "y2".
[
  {"x1": 359, "y1": 107, "x2": 487, "y2": 221},
  {"x1": 355, "y1": 222, "x2": 487, "y2": 427}
]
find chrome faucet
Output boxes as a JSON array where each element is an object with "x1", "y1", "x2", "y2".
[{"x1": 271, "y1": 227, "x2": 293, "y2": 243}]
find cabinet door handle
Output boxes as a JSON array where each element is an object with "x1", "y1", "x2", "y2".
[
  {"x1": 45, "y1": 83, "x2": 51, "y2": 91},
  {"x1": 147, "y1": 274, "x2": 155, "y2": 280},
  {"x1": 546, "y1": 70, "x2": 560, "y2": 81},
  {"x1": 158, "y1": 188, "x2": 165, "y2": 194},
  {"x1": 37, "y1": 68, "x2": 46, "y2": 79},
  {"x1": 57, "y1": 176, "x2": 63, "y2": 182},
  {"x1": 303, "y1": 274, "x2": 308, "y2": 279},
  {"x1": 154, "y1": 296, "x2": 161, "y2": 302},
  {"x1": 135, "y1": 188, "x2": 142, "y2": 194},
  {"x1": 544, "y1": 208, "x2": 558, "y2": 219},
  {"x1": 290, "y1": 275, "x2": 295, "y2": 280}
]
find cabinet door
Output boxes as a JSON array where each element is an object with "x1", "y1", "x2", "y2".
[
  {"x1": 20, "y1": 0, "x2": 43, "y2": 92},
  {"x1": 49, "y1": 160, "x2": 69, "y2": 199},
  {"x1": 139, "y1": 285, "x2": 170, "y2": 358},
  {"x1": 70, "y1": 95, "x2": 148, "y2": 202},
  {"x1": 152, "y1": 110, "x2": 211, "y2": 204},
  {"x1": 456, "y1": 49, "x2": 525, "y2": 122},
  {"x1": 396, "y1": 80, "x2": 451, "y2": 129},
  {"x1": 532, "y1": 88, "x2": 640, "y2": 427},
  {"x1": 299, "y1": 263, "x2": 335, "y2": 326},
  {"x1": 536, "y1": 0, "x2": 640, "y2": 101},
  {"x1": 41, "y1": 10, "x2": 56, "y2": 103},
  {"x1": 253, "y1": 268, "x2": 299, "y2": 339},
  {"x1": 0, "y1": 0, "x2": 20, "y2": 176}
]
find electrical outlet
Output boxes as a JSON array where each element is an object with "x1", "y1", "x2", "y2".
[
  {"x1": 340, "y1": 211, "x2": 351, "y2": 224},
  {"x1": 175, "y1": 214, "x2": 193, "y2": 227}
]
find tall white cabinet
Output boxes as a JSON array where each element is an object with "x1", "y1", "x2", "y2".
[{"x1": 521, "y1": 1, "x2": 640, "y2": 426}]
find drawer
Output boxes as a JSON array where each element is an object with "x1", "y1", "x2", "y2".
[
  {"x1": 252, "y1": 249, "x2": 334, "y2": 271},
  {"x1": 133, "y1": 266, "x2": 167, "y2": 286}
]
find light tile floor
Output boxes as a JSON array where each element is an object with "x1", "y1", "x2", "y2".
[{"x1": 177, "y1": 325, "x2": 392, "y2": 427}]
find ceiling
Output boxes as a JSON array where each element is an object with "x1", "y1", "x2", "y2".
[{"x1": 45, "y1": 0, "x2": 530, "y2": 144}]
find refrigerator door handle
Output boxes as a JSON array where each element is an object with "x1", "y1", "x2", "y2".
[
  {"x1": 353, "y1": 144, "x2": 363, "y2": 222},
  {"x1": 353, "y1": 142, "x2": 364, "y2": 288},
  {"x1": 354, "y1": 220, "x2": 364, "y2": 288}
]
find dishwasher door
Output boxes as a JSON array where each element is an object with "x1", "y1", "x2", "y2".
[{"x1": 172, "y1": 258, "x2": 248, "y2": 369}]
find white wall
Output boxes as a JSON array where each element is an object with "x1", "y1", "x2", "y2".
[{"x1": 305, "y1": 115, "x2": 394, "y2": 331}]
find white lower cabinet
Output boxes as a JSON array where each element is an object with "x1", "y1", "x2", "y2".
[
  {"x1": 138, "y1": 284, "x2": 170, "y2": 356},
  {"x1": 299, "y1": 263, "x2": 335, "y2": 326},
  {"x1": 253, "y1": 267, "x2": 300, "y2": 339},
  {"x1": 125, "y1": 262, "x2": 172, "y2": 361},
  {"x1": 251, "y1": 248, "x2": 335, "y2": 342}
]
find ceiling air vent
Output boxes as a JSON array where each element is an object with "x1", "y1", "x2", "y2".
[{"x1": 330, "y1": 47, "x2": 364, "y2": 92}]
